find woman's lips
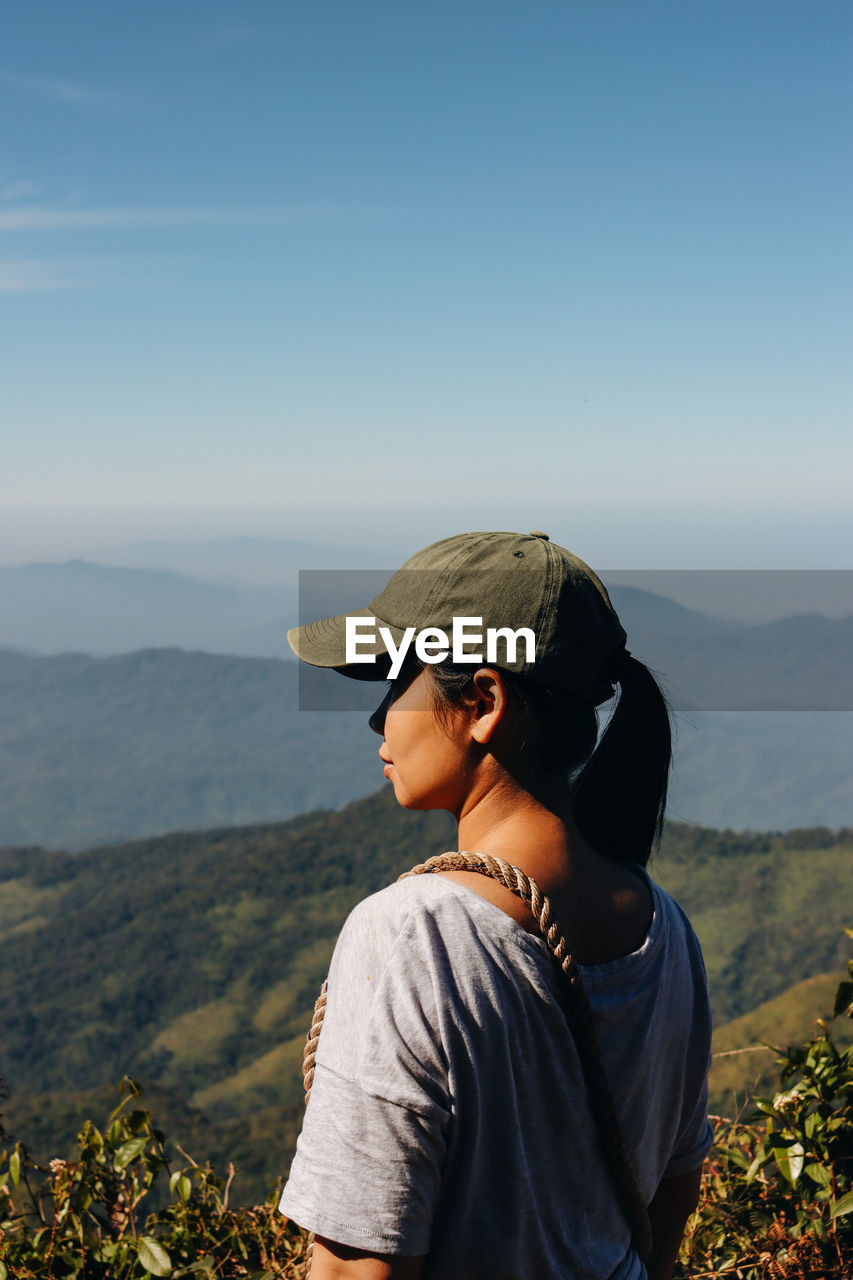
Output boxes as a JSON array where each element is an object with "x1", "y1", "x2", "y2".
[{"x1": 383, "y1": 762, "x2": 394, "y2": 778}]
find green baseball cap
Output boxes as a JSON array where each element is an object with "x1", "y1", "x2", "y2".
[{"x1": 287, "y1": 530, "x2": 627, "y2": 706}]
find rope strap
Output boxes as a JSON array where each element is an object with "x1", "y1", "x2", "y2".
[{"x1": 301, "y1": 852, "x2": 653, "y2": 1273}]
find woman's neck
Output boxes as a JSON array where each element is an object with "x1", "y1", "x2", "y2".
[
  {"x1": 455, "y1": 769, "x2": 581, "y2": 892},
  {"x1": 452, "y1": 766, "x2": 654, "y2": 966}
]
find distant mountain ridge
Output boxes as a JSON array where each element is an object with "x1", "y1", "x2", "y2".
[
  {"x1": 5, "y1": 560, "x2": 853, "y2": 713},
  {"x1": 607, "y1": 583, "x2": 745, "y2": 635},
  {"x1": 1, "y1": 640, "x2": 852, "y2": 850},
  {"x1": 0, "y1": 559, "x2": 296, "y2": 657},
  {"x1": 87, "y1": 535, "x2": 380, "y2": 587},
  {"x1": 2, "y1": 563, "x2": 853, "y2": 849},
  {"x1": 0, "y1": 646, "x2": 380, "y2": 849}
]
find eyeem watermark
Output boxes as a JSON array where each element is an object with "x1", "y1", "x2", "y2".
[
  {"x1": 297, "y1": 567, "x2": 853, "y2": 713},
  {"x1": 346, "y1": 615, "x2": 536, "y2": 679}
]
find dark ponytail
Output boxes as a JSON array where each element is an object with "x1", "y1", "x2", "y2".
[
  {"x1": 416, "y1": 649, "x2": 671, "y2": 867},
  {"x1": 571, "y1": 654, "x2": 672, "y2": 867}
]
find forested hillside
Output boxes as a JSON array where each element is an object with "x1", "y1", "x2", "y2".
[
  {"x1": 0, "y1": 647, "x2": 379, "y2": 849},
  {"x1": 709, "y1": 969, "x2": 853, "y2": 1115},
  {"x1": 1, "y1": 791, "x2": 851, "y2": 1202}
]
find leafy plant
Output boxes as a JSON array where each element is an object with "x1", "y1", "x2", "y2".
[
  {"x1": 0, "y1": 1078, "x2": 308, "y2": 1278},
  {"x1": 679, "y1": 932, "x2": 853, "y2": 1278},
  {"x1": 4, "y1": 936, "x2": 853, "y2": 1278}
]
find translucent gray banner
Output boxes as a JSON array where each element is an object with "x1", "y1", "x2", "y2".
[{"x1": 293, "y1": 569, "x2": 853, "y2": 712}]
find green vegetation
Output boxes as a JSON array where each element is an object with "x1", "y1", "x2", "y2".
[
  {"x1": 0, "y1": 1078, "x2": 307, "y2": 1278},
  {"x1": 1, "y1": 790, "x2": 456, "y2": 1200},
  {"x1": 2, "y1": 795, "x2": 852, "y2": 1201},
  {"x1": 710, "y1": 971, "x2": 853, "y2": 1118},
  {"x1": 679, "y1": 946, "x2": 853, "y2": 1277},
  {"x1": 2, "y1": 955, "x2": 852, "y2": 1278},
  {"x1": 655, "y1": 822, "x2": 853, "y2": 1022}
]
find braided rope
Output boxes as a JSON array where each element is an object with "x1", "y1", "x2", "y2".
[
  {"x1": 300, "y1": 981, "x2": 327, "y2": 1277},
  {"x1": 300, "y1": 852, "x2": 653, "y2": 1274},
  {"x1": 303, "y1": 981, "x2": 327, "y2": 1101}
]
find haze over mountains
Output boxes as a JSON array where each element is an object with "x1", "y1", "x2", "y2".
[
  {"x1": 0, "y1": 560, "x2": 297, "y2": 658},
  {"x1": 78, "y1": 538, "x2": 853, "y2": 622},
  {"x1": 4, "y1": 549, "x2": 853, "y2": 667},
  {"x1": 87, "y1": 536, "x2": 373, "y2": 588},
  {"x1": 4, "y1": 559, "x2": 853, "y2": 704},
  {"x1": 2, "y1": 547, "x2": 852, "y2": 847},
  {"x1": 0, "y1": 537, "x2": 386, "y2": 656}
]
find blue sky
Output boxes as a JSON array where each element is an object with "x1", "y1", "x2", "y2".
[{"x1": 2, "y1": 1, "x2": 851, "y2": 569}]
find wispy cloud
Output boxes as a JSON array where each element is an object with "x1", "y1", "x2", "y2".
[
  {"x1": 0, "y1": 259, "x2": 95, "y2": 292},
  {"x1": 0, "y1": 180, "x2": 40, "y2": 203},
  {"x1": 0, "y1": 203, "x2": 370, "y2": 232},
  {"x1": 0, "y1": 72, "x2": 125, "y2": 107},
  {"x1": 0, "y1": 255, "x2": 159, "y2": 293}
]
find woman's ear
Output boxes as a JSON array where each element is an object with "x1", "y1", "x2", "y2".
[{"x1": 468, "y1": 668, "x2": 509, "y2": 745}]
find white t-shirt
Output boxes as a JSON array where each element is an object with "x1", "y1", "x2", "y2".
[{"x1": 280, "y1": 868, "x2": 713, "y2": 1280}]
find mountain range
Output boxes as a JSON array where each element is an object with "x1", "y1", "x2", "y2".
[
  {"x1": 2, "y1": 561, "x2": 853, "y2": 849},
  {"x1": 2, "y1": 642, "x2": 853, "y2": 851},
  {"x1": 0, "y1": 645, "x2": 380, "y2": 849},
  {"x1": 0, "y1": 560, "x2": 296, "y2": 658},
  {"x1": 4, "y1": 560, "x2": 853, "y2": 715}
]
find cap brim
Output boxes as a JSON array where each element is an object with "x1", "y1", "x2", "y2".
[{"x1": 287, "y1": 607, "x2": 405, "y2": 681}]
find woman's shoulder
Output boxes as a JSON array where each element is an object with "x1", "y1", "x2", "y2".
[
  {"x1": 575, "y1": 867, "x2": 707, "y2": 989},
  {"x1": 344, "y1": 863, "x2": 703, "y2": 976},
  {"x1": 337, "y1": 866, "x2": 551, "y2": 981},
  {"x1": 643, "y1": 871, "x2": 707, "y2": 964},
  {"x1": 342, "y1": 866, "x2": 499, "y2": 948}
]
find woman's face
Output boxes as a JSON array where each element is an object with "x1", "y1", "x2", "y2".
[{"x1": 368, "y1": 667, "x2": 472, "y2": 813}]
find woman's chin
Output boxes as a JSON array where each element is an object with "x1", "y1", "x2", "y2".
[
  {"x1": 386, "y1": 777, "x2": 424, "y2": 810},
  {"x1": 393, "y1": 788, "x2": 423, "y2": 810},
  {"x1": 391, "y1": 784, "x2": 453, "y2": 815}
]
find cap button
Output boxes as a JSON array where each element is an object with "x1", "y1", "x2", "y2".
[{"x1": 528, "y1": 530, "x2": 549, "y2": 540}]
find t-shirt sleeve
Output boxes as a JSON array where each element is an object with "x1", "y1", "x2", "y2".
[
  {"x1": 662, "y1": 916, "x2": 714, "y2": 1178},
  {"x1": 279, "y1": 899, "x2": 451, "y2": 1254},
  {"x1": 662, "y1": 1077, "x2": 713, "y2": 1178}
]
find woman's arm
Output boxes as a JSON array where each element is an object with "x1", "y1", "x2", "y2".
[
  {"x1": 645, "y1": 1164, "x2": 703, "y2": 1280},
  {"x1": 310, "y1": 1237, "x2": 425, "y2": 1280}
]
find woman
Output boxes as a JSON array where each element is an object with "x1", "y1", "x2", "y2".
[{"x1": 280, "y1": 531, "x2": 712, "y2": 1280}]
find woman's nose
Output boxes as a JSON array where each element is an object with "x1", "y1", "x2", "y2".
[{"x1": 369, "y1": 687, "x2": 393, "y2": 736}]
